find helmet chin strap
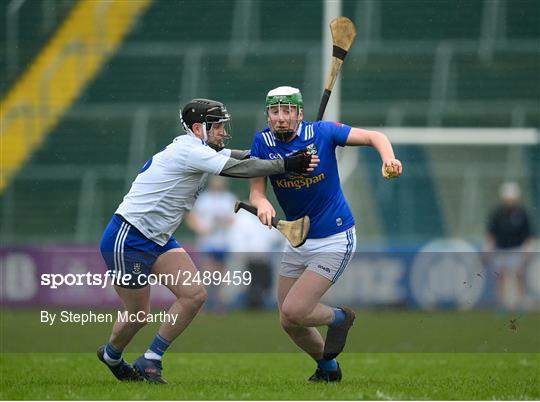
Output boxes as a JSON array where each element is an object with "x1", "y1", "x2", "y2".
[
  {"x1": 186, "y1": 124, "x2": 208, "y2": 142},
  {"x1": 274, "y1": 129, "x2": 295, "y2": 142},
  {"x1": 202, "y1": 124, "x2": 208, "y2": 142}
]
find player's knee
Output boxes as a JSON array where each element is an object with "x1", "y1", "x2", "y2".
[
  {"x1": 180, "y1": 285, "x2": 207, "y2": 309},
  {"x1": 280, "y1": 313, "x2": 298, "y2": 330},
  {"x1": 280, "y1": 303, "x2": 306, "y2": 327},
  {"x1": 192, "y1": 286, "x2": 207, "y2": 307}
]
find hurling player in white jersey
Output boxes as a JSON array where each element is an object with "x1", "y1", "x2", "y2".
[
  {"x1": 249, "y1": 87, "x2": 403, "y2": 382},
  {"x1": 97, "y1": 98, "x2": 319, "y2": 383}
]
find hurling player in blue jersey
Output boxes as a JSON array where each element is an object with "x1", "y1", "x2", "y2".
[{"x1": 250, "y1": 86, "x2": 402, "y2": 382}]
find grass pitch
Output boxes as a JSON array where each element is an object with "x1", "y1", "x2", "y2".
[
  {"x1": 1, "y1": 352, "x2": 538, "y2": 400},
  {"x1": 1, "y1": 310, "x2": 539, "y2": 399}
]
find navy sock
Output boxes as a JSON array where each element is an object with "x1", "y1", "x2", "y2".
[
  {"x1": 148, "y1": 334, "x2": 171, "y2": 358},
  {"x1": 329, "y1": 307, "x2": 346, "y2": 327},
  {"x1": 105, "y1": 343, "x2": 122, "y2": 361},
  {"x1": 317, "y1": 358, "x2": 338, "y2": 372}
]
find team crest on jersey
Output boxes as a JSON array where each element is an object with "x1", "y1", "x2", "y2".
[
  {"x1": 133, "y1": 263, "x2": 142, "y2": 274},
  {"x1": 306, "y1": 143, "x2": 317, "y2": 155}
]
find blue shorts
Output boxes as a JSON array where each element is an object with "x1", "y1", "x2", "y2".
[{"x1": 100, "y1": 214, "x2": 181, "y2": 289}]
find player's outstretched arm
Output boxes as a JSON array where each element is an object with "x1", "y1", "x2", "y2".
[
  {"x1": 229, "y1": 149, "x2": 251, "y2": 160},
  {"x1": 345, "y1": 128, "x2": 403, "y2": 179},
  {"x1": 249, "y1": 177, "x2": 275, "y2": 229},
  {"x1": 219, "y1": 153, "x2": 319, "y2": 178},
  {"x1": 213, "y1": 147, "x2": 250, "y2": 159}
]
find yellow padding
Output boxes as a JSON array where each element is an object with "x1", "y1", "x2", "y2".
[{"x1": 0, "y1": 0, "x2": 152, "y2": 191}]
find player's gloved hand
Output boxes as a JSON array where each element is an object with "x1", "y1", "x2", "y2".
[{"x1": 284, "y1": 149, "x2": 319, "y2": 173}]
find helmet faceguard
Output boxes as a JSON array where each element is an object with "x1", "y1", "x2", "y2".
[
  {"x1": 265, "y1": 86, "x2": 303, "y2": 142},
  {"x1": 180, "y1": 99, "x2": 232, "y2": 148},
  {"x1": 204, "y1": 110, "x2": 232, "y2": 149}
]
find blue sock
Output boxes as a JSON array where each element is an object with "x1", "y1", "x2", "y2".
[
  {"x1": 146, "y1": 334, "x2": 171, "y2": 358},
  {"x1": 104, "y1": 343, "x2": 122, "y2": 363},
  {"x1": 330, "y1": 307, "x2": 346, "y2": 327},
  {"x1": 317, "y1": 358, "x2": 338, "y2": 372}
]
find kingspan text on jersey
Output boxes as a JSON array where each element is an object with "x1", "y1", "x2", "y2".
[{"x1": 275, "y1": 173, "x2": 326, "y2": 190}]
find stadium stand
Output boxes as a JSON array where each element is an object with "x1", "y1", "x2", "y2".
[
  {"x1": 1, "y1": 0, "x2": 76, "y2": 95},
  {"x1": 378, "y1": 0, "x2": 483, "y2": 40},
  {"x1": 1, "y1": 0, "x2": 538, "y2": 243}
]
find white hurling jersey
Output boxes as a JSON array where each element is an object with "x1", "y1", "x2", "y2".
[{"x1": 116, "y1": 134, "x2": 231, "y2": 246}]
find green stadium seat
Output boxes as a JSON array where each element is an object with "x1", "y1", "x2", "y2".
[
  {"x1": 379, "y1": 0, "x2": 482, "y2": 40},
  {"x1": 82, "y1": 54, "x2": 185, "y2": 104},
  {"x1": 128, "y1": 1, "x2": 234, "y2": 42},
  {"x1": 342, "y1": 106, "x2": 388, "y2": 127},
  {"x1": 454, "y1": 51, "x2": 540, "y2": 101},
  {"x1": 525, "y1": 110, "x2": 540, "y2": 127},
  {"x1": 27, "y1": 114, "x2": 132, "y2": 166},
  {"x1": 201, "y1": 53, "x2": 308, "y2": 104},
  {"x1": 505, "y1": 0, "x2": 540, "y2": 39},
  {"x1": 1, "y1": 0, "x2": 76, "y2": 95},
  {"x1": 441, "y1": 107, "x2": 513, "y2": 127},
  {"x1": 342, "y1": 52, "x2": 435, "y2": 102},
  {"x1": 9, "y1": 177, "x2": 81, "y2": 239},
  {"x1": 258, "y1": 0, "x2": 322, "y2": 41}
]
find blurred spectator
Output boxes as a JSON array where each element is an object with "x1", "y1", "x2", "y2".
[
  {"x1": 187, "y1": 176, "x2": 236, "y2": 311},
  {"x1": 484, "y1": 182, "x2": 535, "y2": 310},
  {"x1": 228, "y1": 208, "x2": 284, "y2": 309}
]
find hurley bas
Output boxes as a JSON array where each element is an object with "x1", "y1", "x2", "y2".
[{"x1": 40, "y1": 310, "x2": 178, "y2": 326}]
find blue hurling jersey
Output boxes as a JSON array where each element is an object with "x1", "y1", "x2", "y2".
[{"x1": 250, "y1": 121, "x2": 355, "y2": 239}]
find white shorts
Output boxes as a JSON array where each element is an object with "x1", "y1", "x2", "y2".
[{"x1": 280, "y1": 226, "x2": 357, "y2": 283}]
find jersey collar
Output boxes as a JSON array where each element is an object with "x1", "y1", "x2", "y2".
[
  {"x1": 296, "y1": 121, "x2": 304, "y2": 138},
  {"x1": 287, "y1": 121, "x2": 304, "y2": 142},
  {"x1": 185, "y1": 131, "x2": 206, "y2": 145}
]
